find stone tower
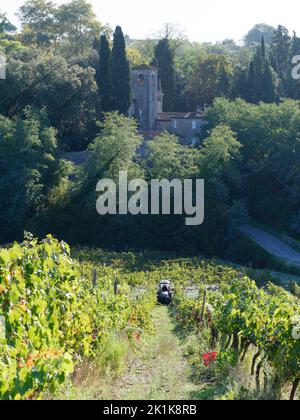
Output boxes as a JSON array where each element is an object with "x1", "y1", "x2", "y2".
[{"x1": 129, "y1": 65, "x2": 163, "y2": 130}]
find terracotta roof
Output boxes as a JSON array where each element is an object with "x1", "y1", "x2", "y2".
[{"x1": 157, "y1": 112, "x2": 203, "y2": 121}]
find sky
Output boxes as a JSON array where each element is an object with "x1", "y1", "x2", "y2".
[{"x1": 3, "y1": 0, "x2": 300, "y2": 43}]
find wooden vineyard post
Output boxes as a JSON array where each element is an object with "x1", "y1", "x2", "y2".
[
  {"x1": 200, "y1": 290, "x2": 207, "y2": 325},
  {"x1": 92, "y1": 268, "x2": 97, "y2": 289},
  {"x1": 114, "y1": 276, "x2": 118, "y2": 295}
]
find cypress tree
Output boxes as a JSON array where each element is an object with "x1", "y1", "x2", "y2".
[
  {"x1": 96, "y1": 34, "x2": 113, "y2": 112},
  {"x1": 261, "y1": 36, "x2": 266, "y2": 58},
  {"x1": 253, "y1": 43, "x2": 264, "y2": 103},
  {"x1": 260, "y1": 37, "x2": 275, "y2": 103},
  {"x1": 111, "y1": 26, "x2": 131, "y2": 115},
  {"x1": 236, "y1": 36, "x2": 276, "y2": 103},
  {"x1": 247, "y1": 37, "x2": 270, "y2": 104},
  {"x1": 154, "y1": 38, "x2": 176, "y2": 112},
  {"x1": 270, "y1": 26, "x2": 291, "y2": 95},
  {"x1": 247, "y1": 61, "x2": 255, "y2": 103},
  {"x1": 262, "y1": 62, "x2": 275, "y2": 103}
]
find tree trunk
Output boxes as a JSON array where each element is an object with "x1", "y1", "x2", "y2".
[
  {"x1": 290, "y1": 378, "x2": 300, "y2": 401},
  {"x1": 92, "y1": 268, "x2": 97, "y2": 289},
  {"x1": 273, "y1": 375, "x2": 282, "y2": 400},
  {"x1": 210, "y1": 326, "x2": 218, "y2": 349},
  {"x1": 240, "y1": 342, "x2": 251, "y2": 363},
  {"x1": 199, "y1": 291, "x2": 207, "y2": 324},
  {"x1": 114, "y1": 277, "x2": 118, "y2": 295},
  {"x1": 256, "y1": 361, "x2": 263, "y2": 391},
  {"x1": 225, "y1": 335, "x2": 232, "y2": 351},
  {"x1": 263, "y1": 370, "x2": 268, "y2": 395},
  {"x1": 232, "y1": 333, "x2": 239, "y2": 355},
  {"x1": 251, "y1": 351, "x2": 261, "y2": 376}
]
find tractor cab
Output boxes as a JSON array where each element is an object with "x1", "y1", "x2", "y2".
[{"x1": 157, "y1": 280, "x2": 173, "y2": 305}]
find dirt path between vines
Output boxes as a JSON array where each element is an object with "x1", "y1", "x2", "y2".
[{"x1": 88, "y1": 306, "x2": 201, "y2": 400}]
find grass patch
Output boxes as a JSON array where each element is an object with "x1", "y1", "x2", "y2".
[{"x1": 95, "y1": 335, "x2": 130, "y2": 378}]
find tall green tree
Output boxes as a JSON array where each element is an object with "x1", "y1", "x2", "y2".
[
  {"x1": 111, "y1": 26, "x2": 131, "y2": 115},
  {"x1": 244, "y1": 23, "x2": 275, "y2": 46},
  {"x1": 96, "y1": 34, "x2": 113, "y2": 112},
  {"x1": 154, "y1": 38, "x2": 176, "y2": 112},
  {"x1": 246, "y1": 60, "x2": 255, "y2": 103},
  {"x1": 55, "y1": 0, "x2": 103, "y2": 56},
  {"x1": 231, "y1": 66, "x2": 249, "y2": 100},
  {"x1": 18, "y1": 0, "x2": 57, "y2": 47},
  {"x1": 289, "y1": 31, "x2": 300, "y2": 99},
  {"x1": 0, "y1": 13, "x2": 20, "y2": 54},
  {"x1": 252, "y1": 41, "x2": 264, "y2": 103},
  {"x1": 204, "y1": 98, "x2": 300, "y2": 228},
  {"x1": 270, "y1": 25, "x2": 291, "y2": 94},
  {"x1": 18, "y1": 0, "x2": 107, "y2": 55},
  {"x1": 261, "y1": 35, "x2": 266, "y2": 58},
  {"x1": 85, "y1": 112, "x2": 142, "y2": 181},
  {"x1": 246, "y1": 37, "x2": 275, "y2": 104},
  {"x1": 217, "y1": 64, "x2": 230, "y2": 97},
  {"x1": 290, "y1": 31, "x2": 300, "y2": 59},
  {"x1": 0, "y1": 107, "x2": 70, "y2": 241},
  {"x1": 262, "y1": 61, "x2": 275, "y2": 103},
  {"x1": 0, "y1": 51, "x2": 100, "y2": 150},
  {"x1": 0, "y1": 13, "x2": 16, "y2": 34},
  {"x1": 186, "y1": 55, "x2": 232, "y2": 108},
  {"x1": 147, "y1": 132, "x2": 198, "y2": 179},
  {"x1": 199, "y1": 125, "x2": 242, "y2": 188}
]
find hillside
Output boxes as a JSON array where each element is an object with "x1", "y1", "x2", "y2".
[{"x1": 0, "y1": 239, "x2": 299, "y2": 400}]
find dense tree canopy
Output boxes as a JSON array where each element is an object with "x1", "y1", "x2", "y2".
[
  {"x1": 0, "y1": 13, "x2": 17, "y2": 34},
  {"x1": 147, "y1": 133, "x2": 198, "y2": 179},
  {"x1": 18, "y1": 0, "x2": 107, "y2": 55},
  {"x1": 244, "y1": 23, "x2": 276, "y2": 46},
  {"x1": 0, "y1": 107, "x2": 70, "y2": 241},
  {"x1": 1, "y1": 0, "x2": 300, "y2": 258},
  {"x1": 0, "y1": 50, "x2": 100, "y2": 150},
  {"x1": 186, "y1": 54, "x2": 232, "y2": 108},
  {"x1": 204, "y1": 98, "x2": 300, "y2": 229}
]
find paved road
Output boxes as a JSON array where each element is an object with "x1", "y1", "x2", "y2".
[{"x1": 240, "y1": 224, "x2": 300, "y2": 267}]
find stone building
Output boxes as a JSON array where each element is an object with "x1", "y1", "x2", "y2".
[
  {"x1": 129, "y1": 65, "x2": 163, "y2": 130},
  {"x1": 129, "y1": 65, "x2": 204, "y2": 144},
  {"x1": 157, "y1": 112, "x2": 204, "y2": 145}
]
